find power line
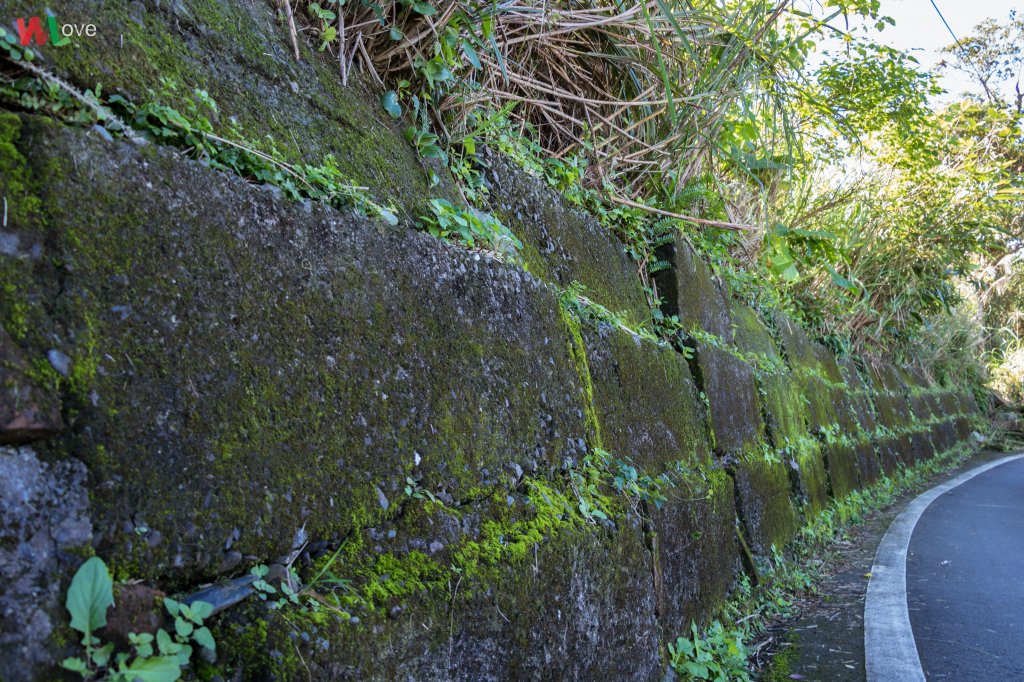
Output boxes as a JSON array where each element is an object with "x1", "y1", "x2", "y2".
[{"x1": 927, "y1": 0, "x2": 996, "y2": 102}]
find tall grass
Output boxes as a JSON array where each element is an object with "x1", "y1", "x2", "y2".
[{"x1": 304, "y1": 0, "x2": 803, "y2": 206}]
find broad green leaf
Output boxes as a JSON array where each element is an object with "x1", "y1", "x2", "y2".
[
  {"x1": 66, "y1": 557, "x2": 114, "y2": 636},
  {"x1": 175, "y1": 617, "x2": 194, "y2": 638},
  {"x1": 60, "y1": 657, "x2": 89, "y2": 675},
  {"x1": 163, "y1": 597, "x2": 180, "y2": 617},
  {"x1": 189, "y1": 600, "x2": 214, "y2": 621},
  {"x1": 462, "y1": 39, "x2": 481, "y2": 69},
  {"x1": 829, "y1": 267, "x2": 855, "y2": 290},
  {"x1": 92, "y1": 642, "x2": 114, "y2": 667},
  {"x1": 156, "y1": 628, "x2": 181, "y2": 656},
  {"x1": 381, "y1": 91, "x2": 402, "y2": 119},
  {"x1": 192, "y1": 626, "x2": 216, "y2": 652},
  {"x1": 120, "y1": 655, "x2": 182, "y2": 682}
]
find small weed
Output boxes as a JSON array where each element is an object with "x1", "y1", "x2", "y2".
[
  {"x1": 669, "y1": 620, "x2": 751, "y2": 681},
  {"x1": 60, "y1": 557, "x2": 214, "y2": 681},
  {"x1": 418, "y1": 198, "x2": 523, "y2": 262}
]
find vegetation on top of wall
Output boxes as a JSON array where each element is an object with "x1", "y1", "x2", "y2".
[{"x1": 271, "y1": 0, "x2": 1024, "y2": 403}]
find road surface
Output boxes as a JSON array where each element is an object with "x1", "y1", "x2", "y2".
[
  {"x1": 906, "y1": 456, "x2": 1024, "y2": 680},
  {"x1": 865, "y1": 454, "x2": 1024, "y2": 681}
]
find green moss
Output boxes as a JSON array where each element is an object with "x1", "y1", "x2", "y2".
[
  {"x1": 0, "y1": 113, "x2": 47, "y2": 345},
  {"x1": 0, "y1": 112, "x2": 39, "y2": 222},
  {"x1": 560, "y1": 305, "x2": 604, "y2": 450},
  {"x1": 2, "y1": 0, "x2": 454, "y2": 221}
]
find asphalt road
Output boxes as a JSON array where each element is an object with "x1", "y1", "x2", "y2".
[{"x1": 907, "y1": 457, "x2": 1024, "y2": 681}]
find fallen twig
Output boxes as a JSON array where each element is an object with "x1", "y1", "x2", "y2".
[
  {"x1": 282, "y1": 0, "x2": 302, "y2": 62},
  {"x1": 607, "y1": 194, "x2": 754, "y2": 231}
]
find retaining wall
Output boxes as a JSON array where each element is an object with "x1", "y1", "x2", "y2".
[{"x1": 0, "y1": 1, "x2": 981, "y2": 678}]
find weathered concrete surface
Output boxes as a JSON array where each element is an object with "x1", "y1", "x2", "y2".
[
  {"x1": 729, "y1": 455, "x2": 798, "y2": 555},
  {"x1": 791, "y1": 442, "x2": 832, "y2": 516},
  {"x1": 653, "y1": 236, "x2": 732, "y2": 339},
  {"x1": 824, "y1": 443, "x2": 861, "y2": 499},
  {"x1": 654, "y1": 246, "x2": 797, "y2": 555},
  {"x1": 862, "y1": 364, "x2": 914, "y2": 468},
  {"x1": 486, "y1": 154, "x2": 651, "y2": 321},
  {"x1": 0, "y1": 113, "x2": 738, "y2": 680},
  {"x1": 217, "y1": 515, "x2": 665, "y2": 681},
  {"x1": 0, "y1": 447, "x2": 92, "y2": 680},
  {"x1": 582, "y1": 323, "x2": 710, "y2": 470},
  {"x1": 655, "y1": 239, "x2": 762, "y2": 455},
  {"x1": 650, "y1": 470, "x2": 738, "y2": 631},
  {"x1": 838, "y1": 358, "x2": 882, "y2": 486},
  {"x1": 3, "y1": 114, "x2": 594, "y2": 589},
  {"x1": 776, "y1": 316, "x2": 840, "y2": 433},
  {"x1": 729, "y1": 303, "x2": 828, "y2": 513}
]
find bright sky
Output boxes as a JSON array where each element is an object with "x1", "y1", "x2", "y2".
[{"x1": 824, "y1": 0, "x2": 1021, "y2": 102}]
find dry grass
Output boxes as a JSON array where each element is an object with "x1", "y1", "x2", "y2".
[{"x1": 297, "y1": 0, "x2": 797, "y2": 205}]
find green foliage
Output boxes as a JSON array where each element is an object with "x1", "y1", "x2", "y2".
[
  {"x1": 666, "y1": 425, "x2": 982, "y2": 681},
  {"x1": 66, "y1": 557, "x2": 114, "y2": 639},
  {"x1": 0, "y1": 26, "x2": 35, "y2": 62},
  {"x1": 417, "y1": 198, "x2": 523, "y2": 261},
  {"x1": 0, "y1": 71, "x2": 402, "y2": 226},
  {"x1": 669, "y1": 620, "x2": 751, "y2": 681},
  {"x1": 60, "y1": 558, "x2": 214, "y2": 681}
]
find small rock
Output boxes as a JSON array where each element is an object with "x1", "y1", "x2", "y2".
[
  {"x1": 224, "y1": 527, "x2": 241, "y2": 550},
  {"x1": 1, "y1": 333, "x2": 62, "y2": 444},
  {"x1": 103, "y1": 583, "x2": 166, "y2": 643},
  {"x1": 219, "y1": 550, "x2": 243, "y2": 572},
  {"x1": 0, "y1": 233, "x2": 19, "y2": 256},
  {"x1": 91, "y1": 124, "x2": 114, "y2": 142},
  {"x1": 375, "y1": 486, "x2": 389, "y2": 511},
  {"x1": 46, "y1": 349, "x2": 71, "y2": 378}
]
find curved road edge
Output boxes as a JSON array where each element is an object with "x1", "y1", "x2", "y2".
[{"x1": 863, "y1": 453, "x2": 1024, "y2": 682}]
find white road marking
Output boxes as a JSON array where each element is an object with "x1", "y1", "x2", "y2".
[{"x1": 864, "y1": 454, "x2": 1024, "y2": 682}]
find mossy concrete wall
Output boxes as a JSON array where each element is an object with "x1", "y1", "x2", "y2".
[
  {"x1": 1, "y1": 0, "x2": 458, "y2": 222},
  {"x1": 0, "y1": 3, "x2": 983, "y2": 675},
  {"x1": 0, "y1": 111, "x2": 983, "y2": 679}
]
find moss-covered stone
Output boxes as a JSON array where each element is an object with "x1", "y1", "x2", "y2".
[
  {"x1": 836, "y1": 358, "x2": 881, "y2": 485},
  {"x1": 581, "y1": 323, "x2": 710, "y2": 470},
  {"x1": 649, "y1": 468, "x2": 737, "y2": 631},
  {"x1": 2, "y1": 0, "x2": 457, "y2": 221},
  {"x1": 728, "y1": 454, "x2": 797, "y2": 556},
  {"x1": 790, "y1": 442, "x2": 830, "y2": 516},
  {"x1": 822, "y1": 443, "x2": 859, "y2": 499},
  {"x1": 485, "y1": 154, "x2": 650, "y2": 321},
  {"x1": 4, "y1": 116, "x2": 594, "y2": 592},
  {"x1": 699, "y1": 346, "x2": 763, "y2": 454},
  {"x1": 654, "y1": 236, "x2": 732, "y2": 339},
  {"x1": 729, "y1": 303, "x2": 802, "y2": 442},
  {"x1": 214, "y1": 509, "x2": 663, "y2": 680},
  {"x1": 775, "y1": 316, "x2": 840, "y2": 433}
]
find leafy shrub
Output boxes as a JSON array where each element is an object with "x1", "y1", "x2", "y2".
[
  {"x1": 668, "y1": 620, "x2": 751, "y2": 681},
  {"x1": 418, "y1": 199, "x2": 523, "y2": 262}
]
